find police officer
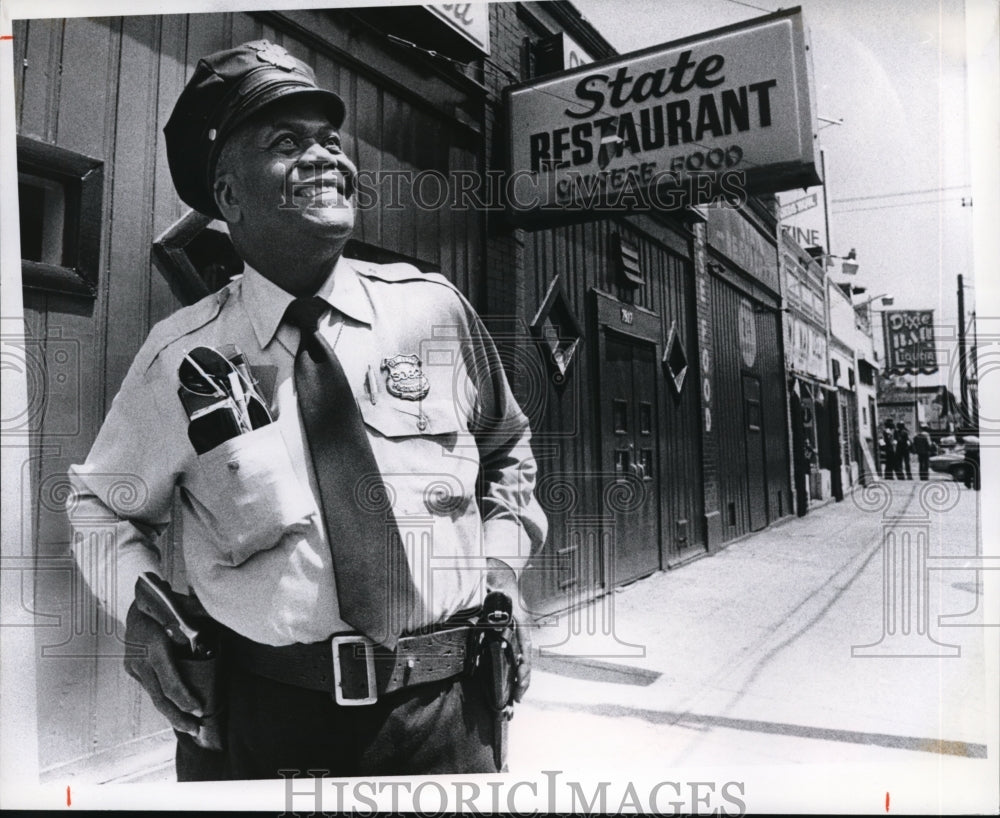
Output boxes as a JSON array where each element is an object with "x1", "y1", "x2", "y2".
[
  {"x1": 67, "y1": 40, "x2": 547, "y2": 781},
  {"x1": 913, "y1": 424, "x2": 935, "y2": 481}
]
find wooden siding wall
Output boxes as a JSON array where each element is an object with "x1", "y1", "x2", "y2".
[
  {"x1": 709, "y1": 275, "x2": 791, "y2": 541},
  {"x1": 14, "y1": 11, "x2": 482, "y2": 773},
  {"x1": 521, "y1": 216, "x2": 703, "y2": 613}
]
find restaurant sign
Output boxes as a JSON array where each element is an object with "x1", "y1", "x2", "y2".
[
  {"x1": 423, "y1": 3, "x2": 490, "y2": 55},
  {"x1": 883, "y1": 310, "x2": 938, "y2": 375},
  {"x1": 504, "y1": 7, "x2": 820, "y2": 226}
]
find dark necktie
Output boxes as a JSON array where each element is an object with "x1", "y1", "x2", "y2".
[{"x1": 285, "y1": 296, "x2": 415, "y2": 649}]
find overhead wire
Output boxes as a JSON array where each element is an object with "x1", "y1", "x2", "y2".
[
  {"x1": 832, "y1": 185, "x2": 971, "y2": 204},
  {"x1": 718, "y1": 0, "x2": 777, "y2": 13},
  {"x1": 832, "y1": 197, "x2": 967, "y2": 215}
]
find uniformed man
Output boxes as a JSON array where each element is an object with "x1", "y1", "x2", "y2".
[{"x1": 66, "y1": 40, "x2": 547, "y2": 781}]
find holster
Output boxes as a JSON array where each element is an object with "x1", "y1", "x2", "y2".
[
  {"x1": 475, "y1": 591, "x2": 518, "y2": 771},
  {"x1": 134, "y1": 577, "x2": 226, "y2": 753},
  {"x1": 175, "y1": 644, "x2": 226, "y2": 752}
]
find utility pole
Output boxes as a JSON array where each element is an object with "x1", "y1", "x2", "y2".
[
  {"x1": 971, "y1": 311, "x2": 979, "y2": 430},
  {"x1": 957, "y1": 274, "x2": 969, "y2": 428}
]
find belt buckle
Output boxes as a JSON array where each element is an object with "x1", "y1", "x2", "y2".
[{"x1": 331, "y1": 634, "x2": 378, "y2": 706}]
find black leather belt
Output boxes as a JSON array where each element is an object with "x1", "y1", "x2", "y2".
[{"x1": 222, "y1": 624, "x2": 475, "y2": 706}]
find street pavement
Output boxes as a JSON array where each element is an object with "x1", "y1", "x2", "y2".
[{"x1": 511, "y1": 478, "x2": 997, "y2": 813}]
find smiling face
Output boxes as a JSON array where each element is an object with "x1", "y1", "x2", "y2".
[{"x1": 212, "y1": 95, "x2": 357, "y2": 290}]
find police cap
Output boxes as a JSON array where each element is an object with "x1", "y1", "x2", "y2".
[{"x1": 164, "y1": 40, "x2": 346, "y2": 218}]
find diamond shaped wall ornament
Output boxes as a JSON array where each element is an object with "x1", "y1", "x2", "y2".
[
  {"x1": 663, "y1": 321, "x2": 688, "y2": 394},
  {"x1": 530, "y1": 276, "x2": 584, "y2": 386},
  {"x1": 152, "y1": 209, "x2": 245, "y2": 306}
]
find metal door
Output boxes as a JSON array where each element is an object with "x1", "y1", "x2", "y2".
[{"x1": 602, "y1": 330, "x2": 661, "y2": 584}]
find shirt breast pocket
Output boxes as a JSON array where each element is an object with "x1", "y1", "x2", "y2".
[
  {"x1": 187, "y1": 423, "x2": 316, "y2": 567},
  {"x1": 359, "y1": 398, "x2": 477, "y2": 519}
]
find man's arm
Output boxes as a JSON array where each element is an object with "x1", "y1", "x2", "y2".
[
  {"x1": 67, "y1": 360, "x2": 179, "y2": 623},
  {"x1": 459, "y1": 300, "x2": 548, "y2": 579},
  {"x1": 455, "y1": 297, "x2": 548, "y2": 703}
]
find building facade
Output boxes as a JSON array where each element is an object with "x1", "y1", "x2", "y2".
[
  {"x1": 12, "y1": 2, "x2": 801, "y2": 776},
  {"x1": 780, "y1": 232, "x2": 835, "y2": 512}
]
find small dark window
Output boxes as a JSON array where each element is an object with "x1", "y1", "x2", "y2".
[
  {"x1": 639, "y1": 402, "x2": 652, "y2": 435},
  {"x1": 17, "y1": 136, "x2": 103, "y2": 298},
  {"x1": 639, "y1": 448, "x2": 653, "y2": 480},
  {"x1": 613, "y1": 399, "x2": 628, "y2": 434},
  {"x1": 18, "y1": 173, "x2": 66, "y2": 264}
]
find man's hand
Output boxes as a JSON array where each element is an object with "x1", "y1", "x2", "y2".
[{"x1": 123, "y1": 600, "x2": 204, "y2": 736}]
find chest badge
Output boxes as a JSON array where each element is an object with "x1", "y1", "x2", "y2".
[{"x1": 382, "y1": 354, "x2": 430, "y2": 401}]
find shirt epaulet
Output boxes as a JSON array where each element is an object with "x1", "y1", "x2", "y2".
[
  {"x1": 135, "y1": 281, "x2": 237, "y2": 376},
  {"x1": 354, "y1": 261, "x2": 455, "y2": 292}
]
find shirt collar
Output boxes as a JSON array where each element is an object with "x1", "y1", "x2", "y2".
[{"x1": 242, "y1": 255, "x2": 374, "y2": 349}]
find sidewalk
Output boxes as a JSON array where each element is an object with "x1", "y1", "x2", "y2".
[{"x1": 513, "y1": 479, "x2": 991, "y2": 780}]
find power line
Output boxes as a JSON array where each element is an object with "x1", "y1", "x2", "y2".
[
  {"x1": 719, "y1": 0, "x2": 776, "y2": 12},
  {"x1": 832, "y1": 197, "x2": 966, "y2": 215},
  {"x1": 831, "y1": 185, "x2": 971, "y2": 204}
]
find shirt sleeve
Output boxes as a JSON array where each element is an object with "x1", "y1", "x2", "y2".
[
  {"x1": 456, "y1": 295, "x2": 548, "y2": 574},
  {"x1": 66, "y1": 354, "x2": 185, "y2": 625}
]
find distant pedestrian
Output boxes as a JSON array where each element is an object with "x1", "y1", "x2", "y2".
[
  {"x1": 895, "y1": 422, "x2": 912, "y2": 479},
  {"x1": 962, "y1": 435, "x2": 980, "y2": 491},
  {"x1": 913, "y1": 425, "x2": 935, "y2": 481},
  {"x1": 881, "y1": 419, "x2": 899, "y2": 480}
]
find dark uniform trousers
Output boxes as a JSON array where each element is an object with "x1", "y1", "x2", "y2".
[{"x1": 175, "y1": 669, "x2": 498, "y2": 780}]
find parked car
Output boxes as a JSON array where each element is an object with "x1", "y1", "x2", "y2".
[{"x1": 929, "y1": 435, "x2": 978, "y2": 484}]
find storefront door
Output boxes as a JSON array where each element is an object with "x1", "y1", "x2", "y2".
[{"x1": 601, "y1": 328, "x2": 661, "y2": 584}]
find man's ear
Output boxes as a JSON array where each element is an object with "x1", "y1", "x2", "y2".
[{"x1": 213, "y1": 173, "x2": 242, "y2": 223}]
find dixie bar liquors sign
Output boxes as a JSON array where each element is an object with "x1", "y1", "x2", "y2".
[{"x1": 505, "y1": 7, "x2": 821, "y2": 226}]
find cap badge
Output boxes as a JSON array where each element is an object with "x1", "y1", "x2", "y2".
[
  {"x1": 251, "y1": 41, "x2": 296, "y2": 72},
  {"x1": 382, "y1": 354, "x2": 430, "y2": 401}
]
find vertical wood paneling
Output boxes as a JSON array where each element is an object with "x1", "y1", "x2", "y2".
[
  {"x1": 97, "y1": 14, "x2": 169, "y2": 758},
  {"x1": 149, "y1": 14, "x2": 189, "y2": 327},
  {"x1": 56, "y1": 19, "x2": 114, "y2": 157},
  {"x1": 711, "y1": 278, "x2": 749, "y2": 539},
  {"x1": 230, "y1": 12, "x2": 262, "y2": 47},
  {"x1": 13, "y1": 21, "x2": 28, "y2": 123},
  {"x1": 380, "y1": 93, "x2": 404, "y2": 257},
  {"x1": 658, "y1": 249, "x2": 703, "y2": 555},
  {"x1": 18, "y1": 18, "x2": 62, "y2": 140},
  {"x1": 442, "y1": 142, "x2": 463, "y2": 285},
  {"x1": 352, "y1": 75, "x2": 381, "y2": 246},
  {"x1": 25, "y1": 17, "x2": 119, "y2": 769},
  {"x1": 101, "y1": 15, "x2": 161, "y2": 405},
  {"x1": 260, "y1": 21, "x2": 283, "y2": 46},
  {"x1": 184, "y1": 12, "x2": 227, "y2": 82},
  {"x1": 709, "y1": 276, "x2": 792, "y2": 539}
]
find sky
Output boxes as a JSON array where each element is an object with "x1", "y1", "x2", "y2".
[{"x1": 572, "y1": 0, "x2": 996, "y2": 389}]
